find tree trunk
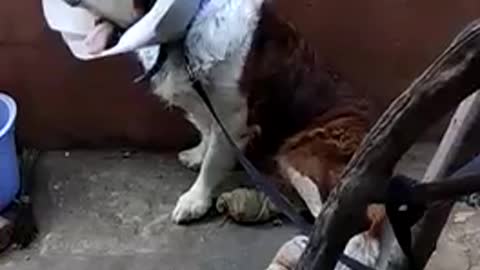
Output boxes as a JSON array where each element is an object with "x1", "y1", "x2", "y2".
[
  {"x1": 384, "y1": 91, "x2": 480, "y2": 270},
  {"x1": 296, "y1": 19, "x2": 480, "y2": 270}
]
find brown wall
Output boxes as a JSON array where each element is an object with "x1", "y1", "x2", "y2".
[
  {"x1": 0, "y1": 0, "x2": 195, "y2": 150},
  {"x1": 275, "y1": 0, "x2": 480, "y2": 140},
  {"x1": 2, "y1": 0, "x2": 479, "y2": 150},
  {"x1": 276, "y1": 0, "x2": 480, "y2": 108}
]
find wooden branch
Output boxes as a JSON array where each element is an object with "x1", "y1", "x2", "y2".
[
  {"x1": 370, "y1": 172, "x2": 480, "y2": 205},
  {"x1": 296, "y1": 19, "x2": 480, "y2": 270},
  {"x1": 383, "y1": 91, "x2": 480, "y2": 270},
  {"x1": 423, "y1": 92, "x2": 480, "y2": 183},
  {"x1": 414, "y1": 174, "x2": 480, "y2": 203},
  {"x1": 378, "y1": 90, "x2": 480, "y2": 270}
]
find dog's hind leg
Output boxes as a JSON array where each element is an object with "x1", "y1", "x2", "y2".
[
  {"x1": 274, "y1": 117, "x2": 384, "y2": 270},
  {"x1": 150, "y1": 48, "x2": 211, "y2": 171},
  {"x1": 178, "y1": 109, "x2": 212, "y2": 171}
]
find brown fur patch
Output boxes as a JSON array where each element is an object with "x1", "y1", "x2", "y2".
[
  {"x1": 276, "y1": 115, "x2": 368, "y2": 199},
  {"x1": 241, "y1": 3, "x2": 375, "y2": 164},
  {"x1": 240, "y1": 2, "x2": 383, "y2": 231}
]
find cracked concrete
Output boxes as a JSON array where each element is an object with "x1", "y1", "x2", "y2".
[
  {"x1": 0, "y1": 143, "x2": 479, "y2": 270},
  {"x1": 0, "y1": 151, "x2": 296, "y2": 270}
]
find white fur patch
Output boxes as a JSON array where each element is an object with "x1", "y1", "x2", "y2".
[
  {"x1": 178, "y1": 113, "x2": 210, "y2": 170},
  {"x1": 278, "y1": 159, "x2": 323, "y2": 217},
  {"x1": 185, "y1": 0, "x2": 264, "y2": 78},
  {"x1": 178, "y1": 141, "x2": 208, "y2": 170},
  {"x1": 172, "y1": 180, "x2": 212, "y2": 222},
  {"x1": 147, "y1": 0, "x2": 265, "y2": 223},
  {"x1": 136, "y1": 46, "x2": 162, "y2": 71}
]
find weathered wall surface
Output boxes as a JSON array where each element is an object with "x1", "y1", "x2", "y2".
[
  {"x1": 275, "y1": 0, "x2": 480, "y2": 108},
  {"x1": 2, "y1": 0, "x2": 479, "y2": 150},
  {"x1": 274, "y1": 0, "x2": 480, "y2": 140},
  {"x1": 0, "y1": 0, "x2": 195, "y2": 150}
]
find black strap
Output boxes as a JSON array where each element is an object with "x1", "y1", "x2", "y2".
[
  {"x1": 385, "y1": 175, "x2": 426, "y2": 270},
  {"x1": 339, "y1": 254, "x2": 377, "y2": 270},
  {"x1": 143, "y1": 43, "x2": 480, "y2": 269},
  {"x1": 383, "y1": 154, "x2": 480, "y2": 269},
  {"x1": 182, "y1": 57, "x2": 382, "y2": 270},
  {"x1": 155, "y1": 49, "x2": 480, "y2": 269},
  {"x1": 184, "y1": 65, "x2": 313, "y2": 234}
]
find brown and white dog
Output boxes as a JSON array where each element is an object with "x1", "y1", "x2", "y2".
[{"x1": 42, "y1": 0, "x2": 387, "y2": 268}]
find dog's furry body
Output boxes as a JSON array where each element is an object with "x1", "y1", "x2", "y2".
[
  {"x1": 41, "y1": 0, "x2": 388, "y2": 267},
  {"x1": 134, "y1": 0, "x2": 385, "y2": 268},
  {"x1": 140, "y1": 0, "x2": 372, "y2": 222}
]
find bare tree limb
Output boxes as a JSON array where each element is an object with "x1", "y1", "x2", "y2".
[
  {"x1": 384, "y1": 91, "x2": 480, "y2": 270},
  {"x1": 296, "y1": 19, "x2": 480, "y2": 270},
  {"x1": 423, "y1": 93, "x2": 480, "y2": 183}
]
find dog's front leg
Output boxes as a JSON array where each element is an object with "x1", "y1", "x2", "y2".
[{"x1": 172, "y1": 79, "x2": 248, "y2": 223}]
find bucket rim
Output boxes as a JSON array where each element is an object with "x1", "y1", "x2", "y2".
[{"x1": 0, "y1": 92, "x2": 17, "y2": 139}]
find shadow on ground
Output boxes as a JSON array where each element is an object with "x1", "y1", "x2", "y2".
[
  {"x1": 0, "y1": 151, "x2": 296, "y2": 270},
  {"x1": 0, "y1": 143, "x2": 478, "y2": 270}
]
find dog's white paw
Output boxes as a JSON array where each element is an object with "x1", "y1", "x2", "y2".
[
  {"x1": 178, "y1": 144, "x2": 206, "y2": 171},
  {"x1": 172, "y1": 188, "x2": 211, "y2": 223}
]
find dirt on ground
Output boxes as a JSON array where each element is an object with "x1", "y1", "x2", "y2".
[{"x1": 0, "y1": 142, "x2": 478, "y2": 270}]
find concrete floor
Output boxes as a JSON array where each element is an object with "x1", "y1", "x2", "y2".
[{"x1": 0, "y1": 143, "x2": 479, "y2": 270}]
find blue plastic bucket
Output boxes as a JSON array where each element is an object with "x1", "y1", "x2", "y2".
[{"x1": 0, "y1": 93, "x2": 19, "y2": 212}]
